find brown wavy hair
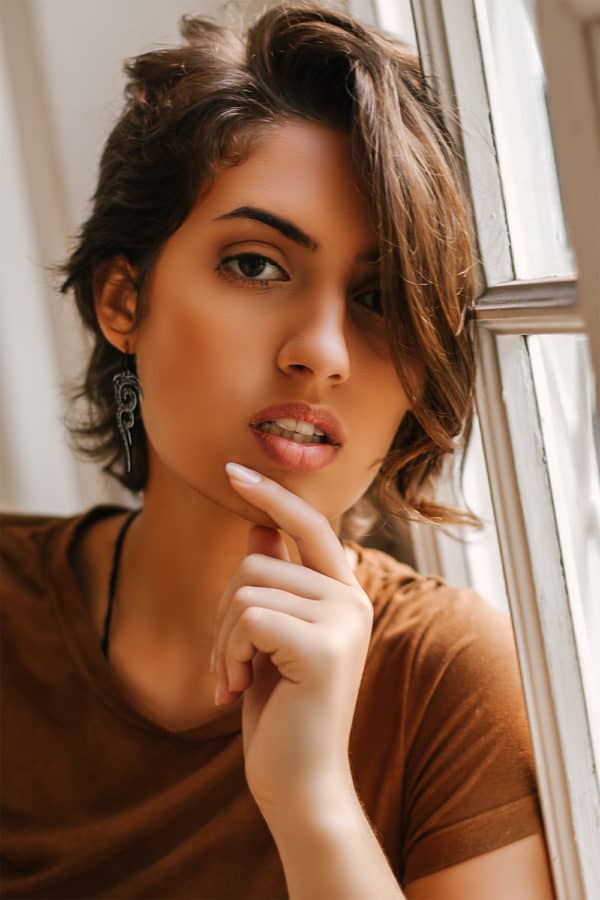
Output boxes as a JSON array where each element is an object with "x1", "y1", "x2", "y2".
[{"x1": 54, "y1": 1, "x2": 483, "y2": 541}]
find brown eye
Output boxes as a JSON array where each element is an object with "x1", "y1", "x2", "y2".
[
  {"x1": 354, "y1": 289, "x2": 383, "y2": 316},
  {"x1": 218, "y1": 253, "x2": 288, "y2": 284}
]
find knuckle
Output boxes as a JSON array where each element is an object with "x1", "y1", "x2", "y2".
[
  {"x1": 316, "y1": 630, "x2": 344, "y2": 668},
  {"x1": 232, "y1": 585, "x2": 256, "y2": 610},
  {"x1": 356, "y1": 590, "x2": 374, "y2": 622},
  {"x1": 240, "y1": 553, "x2": 264, "y2": 580},
  {"x1": 240, "y1": 605, "x2": 263, "y2": 628}
]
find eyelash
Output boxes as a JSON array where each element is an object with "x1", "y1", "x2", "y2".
[{"x1": 216, "y1": 252, "x2": 383, "y2": 317}]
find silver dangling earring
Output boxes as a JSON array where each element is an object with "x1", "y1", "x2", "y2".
[{"x1": 113, "y1": 341, "x2": 143, "y2": 473}]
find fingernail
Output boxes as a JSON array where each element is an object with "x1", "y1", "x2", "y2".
[
  {"x1": 214, "y1": 684, "x2": 226, "y2": 706},
  {"x1": 209, "y1": 646, "x2": 215, "y2": 673},
  {"x1": 225, "y1": 463, "x2": 262, "y2": 484}
]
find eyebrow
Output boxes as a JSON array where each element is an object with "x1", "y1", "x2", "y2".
[{"x1": 212, "y1": 205, "x2": 380, "y2": 264}]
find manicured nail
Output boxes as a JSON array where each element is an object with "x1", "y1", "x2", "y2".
[
  {"x1": 214, "y1": 684, "x2": 225, "y2": 706},
  {"x1": 225, "y1": 462, "x2": 262, "y2": 484}
]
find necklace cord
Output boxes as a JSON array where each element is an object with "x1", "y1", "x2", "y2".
[{"x1": 101, "y1": 509, "x2": 141, "y2": 659}]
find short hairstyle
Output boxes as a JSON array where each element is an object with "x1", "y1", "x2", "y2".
[{"x1": 55, "y1": 1, "x2": 482, "y2": 540}]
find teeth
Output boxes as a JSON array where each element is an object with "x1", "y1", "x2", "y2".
[
  {"x1": 257, "y1": 422, "x2": 328, "y2": 443},
  {"x1": 271, "y1": 418, "x2": 326, "y2": 437},
  {"x1": 274, "y1": 417, "x2": 299, "y2": 431}
]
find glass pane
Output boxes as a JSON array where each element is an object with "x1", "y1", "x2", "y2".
[
  {"x1": 462, "y1": 411, "x2": 508, "y2": 612},
  {"x1": 424, "y1": 411, "x2": 509, "y2": 612},
  {"x1": 528, "y1": 333, "x2": 600, "y2": 779},
  {"x1": 475, "y1": 0, "x2": 576, "y2": 280},
  {"x1": 373, "y1": 0, "x2": 416, "y2": 45}
]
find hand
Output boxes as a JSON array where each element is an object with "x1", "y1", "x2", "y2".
[{"x1": 211, "y1": 462, "x2": 374, "y2": 818}]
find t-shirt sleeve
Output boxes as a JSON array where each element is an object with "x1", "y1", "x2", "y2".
[{"x1": 398, "y1": 584, "x2": 544, "y2": 885}]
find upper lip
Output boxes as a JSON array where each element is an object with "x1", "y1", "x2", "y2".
[{"x1": 249, "y1": 402, "x2": 345, "y2": 446}]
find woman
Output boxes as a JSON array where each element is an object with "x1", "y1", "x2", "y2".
[{"x1": 0, "y1": 3, "x2": 555, "y2": 897}]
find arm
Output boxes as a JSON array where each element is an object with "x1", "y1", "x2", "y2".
[
  {"x1": 268, "y1": 794, "x2": 556, "y2": 900},
  {"x1": 266, "y1": 788, "x2": 406, "y2": 900},
  {"x1": 404, "y1": 832, "x2": 556, "y2": 900}
]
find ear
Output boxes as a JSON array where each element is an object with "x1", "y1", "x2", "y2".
[{"x1": 93, "y1": 256, "x2": 139, "y2": 353}]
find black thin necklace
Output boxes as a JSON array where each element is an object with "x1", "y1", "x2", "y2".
[{"x1": 101, "y1": 509, "x2": 141, "y2": 659}]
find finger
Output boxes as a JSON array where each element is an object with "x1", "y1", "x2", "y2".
[
  {"x1": 237, "y1": 526, "x2": 290, "y2": 689},
  {"x1": 211, "y1": 548, "x2": 333, "y2": 671},
  {"x1": 212, "y1": 550, "x2": 330, "y2": 701},
  {"x1": 247, "y1": 525, "x2": 291, "y2": 561},
  {"x1": 234, "y1": 554, "x2": 338, "y2": 602},
  {"x1": 211, "y1": 552, "x2": 343, "y2": 683},
  {"x1": 225, "y1": 463, "x2": 357, "y2": 586},
  {"x1": 226, "y1": 606, "x2": 316, "y2": 686},
  {"x1": 211, "y1": 527, "x2": 291, "y2": 667},
  {"x1": 219, "y1": 587, "x2": 321, "y2": 695}
]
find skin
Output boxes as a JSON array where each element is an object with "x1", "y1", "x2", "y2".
[
  {"x1": 81, "y1": 117, "x2": 556, "y2": 897},
  {"x1": 87, "y1": 119, "x2": 412, "y2": 731}
]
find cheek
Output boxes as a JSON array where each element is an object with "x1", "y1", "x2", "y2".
[
  {"x1": 135, "y1": 299, "x2": 231, "y2": 458},
  {"x1": 134, "y1": 296, "x2": 276, "y2": 479},
  {"x1": 362, "y1": 354, "x2": 412, "y2": 437}
]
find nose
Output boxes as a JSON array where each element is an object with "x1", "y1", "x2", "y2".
[{"x1": 276, "y1": 294, "x2": 351, "y2": 385}]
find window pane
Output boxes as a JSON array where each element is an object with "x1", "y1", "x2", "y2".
[
  {"x1": 475, "y1": 0, "x2": 576, "y2": 280},
  {"x1": 348, "y1": 0, "x2": 416, "y2": 43},
  {"x1": 419, "y1": 410, "x2": 508, "y2": 612},
  {"x1": 528, "y1": 333, "x2": 600, "y2": 781},
  {"x1": 373, "y1": 0, "x2": 416, "y2": 44},
  {"x1": 461, "y1": 410, "x2": 508, "y2": 612}
]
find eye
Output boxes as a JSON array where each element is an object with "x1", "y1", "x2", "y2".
[
  {"x1": 217, "y1": 253, "x2": 288, "y2": 287},
  {"x1": 353, "y1": 288, "x2": 383, "y2": 317}
]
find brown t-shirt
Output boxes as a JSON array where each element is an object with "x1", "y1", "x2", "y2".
[{"x1": 0, "y1": 504, "x2": 543, "y2": 897}]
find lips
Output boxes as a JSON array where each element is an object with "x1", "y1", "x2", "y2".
[{"x1": 249, "y1": 402, "x2": 345, "y2": 446}]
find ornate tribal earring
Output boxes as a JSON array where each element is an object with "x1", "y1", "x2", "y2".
[{"x1": 113, "y1": 340, "x2": 143, "y2": 473}]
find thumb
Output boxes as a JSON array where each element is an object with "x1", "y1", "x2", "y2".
[{"x1": 247, "y1": 525, "x2": 291, "y2": 561}]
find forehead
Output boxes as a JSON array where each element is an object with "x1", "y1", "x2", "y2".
[{"x1": 190, "y1": 119, "x2": 377, "y2": 247}]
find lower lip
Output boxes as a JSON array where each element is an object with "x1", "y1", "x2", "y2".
[{"x1": 250, "y1": 427, "x2": 340, "y2": 472}]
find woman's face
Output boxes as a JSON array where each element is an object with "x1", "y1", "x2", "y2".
[{"x1": 134, "y1": 119, "x2": 412, "y2": 524}]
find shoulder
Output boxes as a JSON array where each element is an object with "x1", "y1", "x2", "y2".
[
  {"x1": 0, "y1": 504, "x2": 128, "y2": 603},
  {"x1": 350, "y1": 543, "x2": 541, "y2": 883},
  {"x1": 0, "y1": 510, "x2": 70, "y2": 594},
  {"x1": 0, "y1": 511, "x2": 83, "y2": 669},
  {"x1": 353, "y1": 541, "x2": 533, "y2": 791},
  {"x1": 366, "y1": 545, "x2": 520, "y2": 728},
  {"x1": 351, "y1": 540, "x2": 512, "y2": 666}
]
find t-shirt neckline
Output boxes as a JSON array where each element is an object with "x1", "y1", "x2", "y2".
[{"x1": 47, "y1": 504, "x2": 243, "y2": 741}]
